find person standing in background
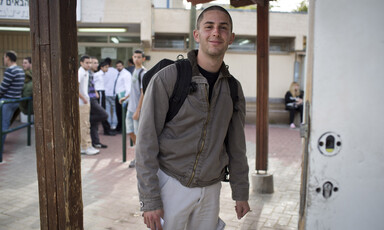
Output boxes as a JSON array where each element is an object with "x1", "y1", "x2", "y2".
[
  {"x1": 126, "y1": 58, "x2": 135, "y2": 74},
  {"x1": 88, "y1": 57, "x2": 109, "y2": 149},
  {"x1": 114, "y1": 60, "x2": 132, "y2": 133},
  {"x1": 126, "y1": 49, "x2": 146, "y2": 168},
  {"x1": 78, "y1": 55, "x2": 99, "y2": 155},
  {"x1": 0, "y1": 51, "x2": 25, "y2": 152},
  {"x1": 93, "y1": 61, "x2": 116, "y2": 136},
  {"x1": 103, "y1": 57, "x2": 119, "y2": 131},
  {"x1": 19, "y1": 57, "x2": 33, "y2": 115}
]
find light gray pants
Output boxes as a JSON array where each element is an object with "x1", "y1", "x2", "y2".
[{"x1": 157, "y1": 169, "x2": 225, "y2": 230}]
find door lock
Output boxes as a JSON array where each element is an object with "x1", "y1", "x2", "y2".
[
  {"x1": 316, "y1": 181, "x2": 339, "y2": 199},
  {"x1": 318, "y1": 132, "x2": 342, "y2": 156}
]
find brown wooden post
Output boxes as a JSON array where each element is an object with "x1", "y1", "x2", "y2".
[
  {"x1": 29, "y1": 0, "x2": 83, "y2": 229},
  {"x1": 256, "y1": 0, "x2": 269, "y2": 172}
]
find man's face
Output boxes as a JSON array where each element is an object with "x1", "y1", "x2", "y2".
[
  {"x1": 91, "y1": 59, "x2": 99, "y2": 72},
  {"x1": 22, "y1": 59, "x2": 32, "y2": 71},
  {"x1": 101, "y1": 65, "x2": 109, "y2": 73},
  {"x1": 116, "y1": 63, "x2": 124, "y2": 71},
  {"x1": 132, "y1": 53, "x2": 145, "y2": 66},
  {"x1": 193, "y1": 10, "x2": 235, "y2": 58},
  {"x1": 3, "y1": 54, "x2": 9, "y2": 67},
  {"x1": 80, "y1": 58, "x2": 91, "y2": 71}
]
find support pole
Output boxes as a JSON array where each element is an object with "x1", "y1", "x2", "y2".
[
  {"x1": 30, "y1": 0, "x2": 83, "y2": 229},
  {"x1": 256, "y1": 0, "x2": 269, "y2": 172},
  {"x1": 253, "y1": 0, "x2": 274, "y2": 194}
]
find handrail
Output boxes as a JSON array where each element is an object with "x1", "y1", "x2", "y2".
[
  {"x1": 122, "y1": 102, "x2": 133, "y2": 162},
  {"x1": 0, "y1": 97, "x2": 34, "y2": 162}
]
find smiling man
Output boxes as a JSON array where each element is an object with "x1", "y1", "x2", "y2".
[{"x1": 136, "y1": 5, "x2": 250, "y2": 230}]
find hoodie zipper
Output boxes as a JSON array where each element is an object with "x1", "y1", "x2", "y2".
[{"x1": 187, "y1": 84, "x2": 211, "y2": 186}]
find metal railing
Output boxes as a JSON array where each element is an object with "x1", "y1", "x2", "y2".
[
  {"x1": 121, "y1": 102, "x2": 133, "y2": 162},
  {"x1": 0, "y1": 97, "x2": 34, "y2": 162}
]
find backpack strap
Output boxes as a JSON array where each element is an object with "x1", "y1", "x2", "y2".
[
  {"x1": 227, "y1": 75, "x2": 239, "y2": 112},
  {"x1": 223, "y1": 75, "x2": 239, "y2": 182},
  {"x1": 142, "y1": 59, "x2": 174, "y2": 94},
  {"x1": 138, "y1": 68, "x2": 145, "y2": 86},
  {"x1": 165, "y1": 59, "x2": 192, "y2": 123}
]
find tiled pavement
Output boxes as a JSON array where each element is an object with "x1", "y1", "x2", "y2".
[{"x1": 0, "y1": 123, "x2": 302, "y2": 230}]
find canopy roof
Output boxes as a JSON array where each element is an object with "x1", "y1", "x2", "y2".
[{"x1": 187, "y1": 0, "x2": 259, "y2": 7}]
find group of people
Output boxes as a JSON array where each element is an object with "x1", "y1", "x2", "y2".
[{"x1": 77, "y1": 50, "x2": 146, "y2": 168}]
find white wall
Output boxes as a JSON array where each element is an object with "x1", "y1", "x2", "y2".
[
  {"x1": 303, "y1": 0, "x2": 384, "y2": 229},
  {"x1": 81, "y1": 0, "x2": 153, "y2": 44}
]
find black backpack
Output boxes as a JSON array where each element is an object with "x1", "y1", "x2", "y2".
[{"x1": 142, "y1": 55, "x2": 239, "y2": 123}]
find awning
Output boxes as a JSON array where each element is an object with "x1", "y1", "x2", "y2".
[{"x1": 187, "y1": 0, "x2": 257, "y2": 7}]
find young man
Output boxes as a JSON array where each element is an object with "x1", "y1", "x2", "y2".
[
  {"x1": 126, "y1": 50, "x2": 146, "y2": 168},
  {"x1": 22, "y1": 57, "x2": 32, "y2": 71},
  {"x1": 136, "y1": 6, "x2": 250, "y2": 230},
  {"x1": 78, "y1": 55, "x2": 99, "y2": 155},
  {"x1": 103, "y1": 57, "x2": 119, "y2": 130},
  {"x1": 93, "y1": 61, "x2": 116, "y2": 136},
  {"x1": 19, "y1": 57, "x2": 33, "y2": 115},
  {"x1": 88, "y1": 57, "x2": 108, "y2": 149},
  {"x1": 125, "y1": 58, "x2": 135, "y2": 74},
  {"x1": 0, "y1": 51, "x2": 25, "y2": 151},
  {"x1": 114, "y1": 60, "x2": 132, "y2": 133}
]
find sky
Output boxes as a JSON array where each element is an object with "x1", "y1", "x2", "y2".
[
  {"x1": 186, "y1": 0, "x2": 305, "y2": 12},
  {"x1": 269, "y1": 0, "x2": 305, "y2": 12}
]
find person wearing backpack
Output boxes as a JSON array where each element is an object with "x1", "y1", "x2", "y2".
[
  {"x1": 125, "y1": 49, "x2": 146, "y2": 168},
  {"x1": 136, "y1": 6, "x2": 250, "y2": 230}
]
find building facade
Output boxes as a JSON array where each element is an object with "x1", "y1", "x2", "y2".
[{"x1": 0, "y1": 0, "x2": 308, "y2": 100}]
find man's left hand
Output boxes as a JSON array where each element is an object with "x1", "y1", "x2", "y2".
[{"x1": 235, "y1": 201, "x2": 250, "y2": 219}]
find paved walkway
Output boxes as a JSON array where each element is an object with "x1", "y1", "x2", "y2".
[{"x1": 0, "y1": 123, "x2": 302, "y2": 230}]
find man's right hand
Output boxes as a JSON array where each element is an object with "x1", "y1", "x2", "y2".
[{"x1": 143, "y1": 209, "x2": 164, "y2": 230}]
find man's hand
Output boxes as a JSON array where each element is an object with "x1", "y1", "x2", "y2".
[
  {"x1": 133, "y1": 110, "x2": 140, "y2": 120},
  {"x1": 143, "y1": 209, "x2": 164, "y2": 230},
  {"x1": 82, "y1": 98, "x2": 88, "y2": 104},
  {"x1": 235, "y1": 201, "x2": 250, "y2": 219},
  {"x1": 119, "y1": 95, "x2": 129, "y2": 104}
]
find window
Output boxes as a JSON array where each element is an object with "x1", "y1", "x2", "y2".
[
  {"x1": 78, "y1": 36, "x2": 108, "y2": 43},
  {"x1": 229, "y1": 37, "x2": 256, "y2": 52},
  {"x1": 270, "y1": 37, "x2": 294, "y2": 53},
  {"x1": 109, "y1": 36, "x2": 141, "y2": 44},
  {"x1": 153, "y1": 34, "x2": 188, "y2": 50}
]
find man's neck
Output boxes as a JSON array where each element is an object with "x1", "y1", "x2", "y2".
[
  {"x1": 135, "y1": 65, "x2": 142, "y2": 69},
  {"x1": 7, "y1": 62, "x2": 16, "y2": 68},
  {"x1": 196, "y1": 51, "x2": 224, "y2": 73}
]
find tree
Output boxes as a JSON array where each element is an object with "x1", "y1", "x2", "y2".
[{"x1": 294, "y1": 0, "x2": 308, "y2": 12}]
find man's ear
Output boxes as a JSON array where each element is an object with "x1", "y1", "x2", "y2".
[
  {"x1": 229, "y1": 32, "x2": 235, "y2": 45},
  {"x1": 193, "y1": 29, "x2": 200, "y2": 43}
]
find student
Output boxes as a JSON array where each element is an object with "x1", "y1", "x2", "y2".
[
  {"x1": 0, "y1": 51, "x2": 25, "y2": 151},
  {"x1": 125, "y1": 58, "x2": 135, "y2": 74},
  {"x1": 103, "y1": 57, "x2": 119, "y2": 130},
  {"x1": 114, "y1": 60, "x2": 132, "y2": 133},
  {"x1": 126, "y1": 50, "x2": 146, "y2": 168},
  {"x1": 136, "y1": 6, "x2": 250, "y2": 230},
  {"x1": 88, "y1": 57, "x2": 109, "y2": 149},
  {"x1": 285, "y1": 81, "x2": 304, "y2": 128},
  {"x1": 19, "y1": 57, "x2": 33, "y2": 115},
  {"x1": 94, "y1": 61, "x2": 116, "y2": 136},
  {"x1": 78, "y1": 55, "x2": 99, "y2": 155}
]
